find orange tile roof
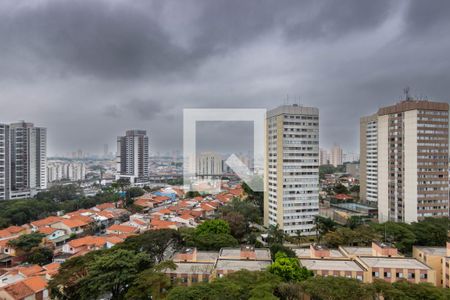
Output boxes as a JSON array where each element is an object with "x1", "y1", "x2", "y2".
[
  {"x1": 43, "y1": 262, "x2": 60, "y2": 271},
  {"x1": 67, "y1": 215, "x2": 93, "y2": 224},
  {"x1": 38, "y1": 227, "x2": 59, "y2": 235},
  {"x1": 95, "y1": 203, "x2": 116, "y2": 210},
  {"x1": 31, "y1": 216, "x2": 63, "y2": 228},
  {"x1": 0, "y1": 226, "x2": 26, "y2": 239},
  {"x1": 150, "y1": 219, "x2": 177, "y2": 229},
  {"x1": 3, "y1": 281, "x2": 35, "y2": 299},
  {"x1": 68, "y1": 236, "x2": 107, "y2": 248},
  {"x1": 158, "y1": 208, "x2": 172, "y2": 215},
  {"x1": 200, "y1": 203, "x2": 215, "y2": 212},
  {"x1": 152, "y1": 196, "x2": 171, "y2": 203},
  {"x1": 107, "y1": 224, "x2": 137, "y2": 234},
  {"x1": 23, "y1": 276, "x2": 47, "y2": 292},
  {"x1": 18, "y1": 265, "x2": 44, "y2": 277},
  {"x1": 134, "y1": 198, "x2": 153, "y2": 207},
  {"x1": 59, "y1": 218, "x2": 89, "y2": 228}
]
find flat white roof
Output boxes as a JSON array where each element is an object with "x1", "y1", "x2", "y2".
[
  {"x1": 215, "y1": 259, "x2": 271, "y2": 271},
  {"x1": 167, "y1": 262, "x2": 215, "y2": 274},
  {"x1": 359, "y1": 257, "x2": 431, "y2": 270},
  {"x1": 340, "y1": 247, "x2": 373, "y2": 256},
  {"x1": 300, "y1": 259, "x2": 365, "y2": 272},
  {"x1": 295, "y1": 248, "x2": 344, "y2": 258}
]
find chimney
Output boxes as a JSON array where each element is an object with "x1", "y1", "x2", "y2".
[
  {"x1": 240, "y1": 245, "x2": 256, "y2": 260},
  {"x1": 177, "y1": 247, "x2": 197, "y2": 262},
  {"x1": 372, "y1": 242, "x2": 398, "y2": 257},
  {"x1": 310, "y1": 244, "x2": 330, "y2": 258}
]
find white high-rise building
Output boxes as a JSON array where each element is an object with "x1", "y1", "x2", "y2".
[
  {"x1": 47, "y1": 161, "x2": 86, "y2": 182},
  {"x1": 116, "y1": 130, "x2": 149, "y2": 184},
  {"x1": 319, "y1": 148, "x2": 329, "y2": 165},
  {"x1": 329, "y1": 144, "x2": 343, "y2": 167},
  {"x1": 264, "y1": 104, "x2": 320, "y2": 236},
  {"x1": 196, "y1": 152, "x2": 223, "y2": 176},
  {"x1": 361, "y1": 100, "x2": 449, "y2": 223},
  {"x1": 360, "y1": 114, "x2": 378, "y2": 203},
  {"x1": 0, "y1": 121, "x2": 47, "y2": 200},
  {"x1": 0, "y1": 124, "x2": 10, "y2": 200}
]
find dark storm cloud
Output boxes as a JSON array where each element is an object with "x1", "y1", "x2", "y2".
[{"x1": 1, "y1": 0, "x2": 450, "y2": 155}]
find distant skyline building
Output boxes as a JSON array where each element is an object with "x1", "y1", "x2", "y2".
[
  {"x1": 116, "y1": 130, "x2": 149, "y2": 184},
  {"x1": 319, "y1": 148, "x2": 329, "y2": 165},
  {"x1": 48, "y1": 161, "x2": 86, "y2": 182},
  {"x1": 264, "y1": 104, "x2": 319, "y2": 236},
  {"x1": 196, "y1": 152, "x2": 223, "y2": 176},
  {"x1": 361, "y1": 100, "x2": 449, "y2": 223},
  {"x1": 329, "y1": 144, "x2": 343, "y2": 167},
  {"x1": 0, "y1": 121, "x2": 47, "y2": 200}
]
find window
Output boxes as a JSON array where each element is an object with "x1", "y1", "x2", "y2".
[
  {"x1": 372, "y1": 272, "x2": 379, "y2": 277},
  {"x1": 384, "y1": 272, "x2": 391, "y2": 278},
  {"x1": 396, "y1": 272, "x2": 403, "y2": 278}
]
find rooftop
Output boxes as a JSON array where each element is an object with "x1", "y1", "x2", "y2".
[
  {"x1": 219, "y1": 248, "x2": 271, "y2": 261},
  {"x1": 358, "y1": 257, "x2": 431, "y2": 270},
  {"x1": 300, "y1": 259, "x2": 365, "y2": 272},
  {"x1": 295, "y1": 248, "x2": 344, "y2": 258},
  {"x1": 215, "y1": 259, "x2": 271, "y2": 271},
  {"x1": 169, "y1": 262, "x2": 215, "y2": 274},
  {"x1": 414, "y1": 246, "x2": 447, "y2": 256}
]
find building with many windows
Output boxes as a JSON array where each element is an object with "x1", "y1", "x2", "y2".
[
  {"x1": 264, "y1": 104, "x2": 319, "y2": 235},
  {"x1": 361, "y1": 100, "x2": 449, "y2": 222},
  {"x1": 0, "y1": 121, "x2": 47, "y2": 200},
  {"x1": 116, "y1": 130, "x2": 149, "y2": 184}
]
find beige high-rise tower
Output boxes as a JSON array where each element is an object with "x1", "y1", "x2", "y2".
[
  {"x1": 264, "y1": 104, "x2": 319, "y2": 235},
  {"x1": 361, "y1": 100, "x2": 449, "y2": 223}
]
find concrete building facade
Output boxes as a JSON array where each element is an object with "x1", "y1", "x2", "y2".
[
  {"x1": 360, "y1": 114, "x2": 378, "y2": 204},
  {"x1": 116, "y1": 130, "x2": 149, "y2": 184},
  {"x1": 264, "y1": 104, "x2": 319, "y2": 235}
]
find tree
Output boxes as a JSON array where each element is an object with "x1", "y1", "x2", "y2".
[
  {"x1": 125, "y1": 261, "x2": 176, "y2": 300},
  {"x1": 117, "y1": 229, "x2": 182, "y2": 263},
  {"x1": 333, "y1": 183, "x2": 349, "y2": 195},
  {"x1": 371, "y1": 222, "x2": 416, "y2": 254},
  {"x1": 269, "y1": 244, "x2": 296, "y2": 261},
  {"x1": 126, "y1": 187, "x2": 145, "y2": 198},
  {"x1": 410, "y1": 217, "x2": 448, "y2": 247},
  {"x1": 314, "y1": 216, "x2": 337, "y2": 241},
  {"x1": 27, "y1": 246, "x2": 53, "y2": 265},
  {"x1": 300, "y1": 276, "x2": 375, "y2": 300},
  {"x1": 166, "y1": 270, "x2": 281, "y2": 300},
  {"x1": 80, "y1": 249, "x2": 152, "y2": 300},
  {"x1": 188, "y1": 232, "x2": 239, "y2": 251},
  {"x1": 196, "y1": 219, "x2": 231, "y2": 235},
  {"x1": 185, "y1": 191, "x2": 201, "y2": 199},
  {"x1": 276, "y1": 282, "x2": 304, "y2": 300},
  {"x1": 48, "y1": 251, "x2": 99, "y2": 300},
  {"x1": 372, "y1": 279, "x2": 450, "y2": 300},
  {"x1": 8, "y1": 233, "x2": 45, "y2": 254},
  {"x1": 268, "y1": 252, "x2": 313, "y2": 282},
  {"x1": 223, "y1": 212, "x2": 246, "y2": 239},
  {"x1": 266, "y1": 224, "x2": 286, "y2": 245}
]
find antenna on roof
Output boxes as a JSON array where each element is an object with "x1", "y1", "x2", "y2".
[{"x1": 403, "y1": 86, "x2": 412, "y2": 101}]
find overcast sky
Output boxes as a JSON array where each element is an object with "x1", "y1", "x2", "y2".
[{"x1": 1, "y1": 0, "x2": 450, "y2": 156}]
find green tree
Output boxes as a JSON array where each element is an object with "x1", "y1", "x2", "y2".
[
  {"x1": 189, "y1": 232, "x2": 239, "y2": 251},
  {"x1": 196, "y1": 219, "x2": 231, "y2": 235},
  {"x1": 80, "y1": 249, "x2": 152, "y2": 300},
  {"x1": 300, "y1": 276, "x2": 375, "y2": 300},
  {"x1": 125, "y1": 261, "x2": 176, "y2": 300},
  {"x1": 266, "y1": 224, "x2": 286, "y2": 245},
  {"x1": 268, "y1": 252, "x2": 313, "y2": 282},
  {"x1": 126, "y1": 187, "x2": 145, "y2": 198},
  {"x1": 333, "y1": 183, "x2": 349, "y2": 195},
  {"x1": 117, "y1": 229, "x2": 182, "y2": 263},
  {"x1": 371, "y1": 222, "x2": 416, "y2": 254},
  {"x1": 223, "y1": 212, "x2": 247, "y2": 240},
  {"x1": 410, "y1": 217, "x2": 448, "y2": 247},
  {"x1": 269, "y1": 244, "x2": 296, "y2": 261},
  {"x1": 26, "y1": 246, "x2": 53, "y2": 265},
  {"x1": 185, "y1": 191, "x2": 201, "y2": 199},
  {"x1": 8, "y1": 233, "x2": 45, "y2": 254},
  {"x1": 373, "y1": 279, "x2": 450, "y2": 300}
]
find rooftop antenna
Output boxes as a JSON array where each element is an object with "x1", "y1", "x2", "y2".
[{"x1": 404, "y1": 86, "x2": 412, "y2": 101}]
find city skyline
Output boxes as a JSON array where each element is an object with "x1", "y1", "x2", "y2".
[{"x1": 2, "y1": 1, "x2": 450, "y2": 155}]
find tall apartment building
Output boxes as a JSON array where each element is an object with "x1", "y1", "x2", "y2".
[
  {"x1": 319, "y1": 148, "x2": 329, "y2": 165},
  {"x1": 0, "y1": 124, "x2": 10, "y2": 200},
  {"x1": 196, "y1": 152, "x2": 223, "y2": 176},
  {"x1": 361, "y1": 100, "x2": 449, "y2": 222},
  {"x1": 329, "y1": 144, "x2": 343, "y2": 167},
  {"x1": 0, "y1": 122, "x2": 47, "y2": 200},
  {"x1": 360, "y1": 114, "x2": 378, "y2": 203},
  {"x1": 116, "y1": 130, "x2": 149, "y2": 184},
  {"x1": 264, "y1": 104, "x2": 319, "y2": 235}
]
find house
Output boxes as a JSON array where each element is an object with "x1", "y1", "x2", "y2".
[
  {"x1": 150, "y1": 219, "x2": 177, "y2": 230},
  {"x1": 37, "y1": 227, "x2": 68, "y2": 246},
  {"x1": 30, "y1": 216, "x2": 63, "y2": 231},
  {"x1": 0, "y1": 227, "x2": 28, "y2": 241},
  {"x1": 62, "y1": 236, "x2": 108, "y2": 254},
  {"x1": 50, "y1": 219, "x2": 90, "y2": 236},
  {"x1": 106, "y1": 224, "x2": 139, "y2": 235},
  {"x1": 0, "y1": 276, "x2": 48, "y2": 300}
]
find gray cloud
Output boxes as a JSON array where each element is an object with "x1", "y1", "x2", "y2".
[{"x1": 0, "y1": 0, "x2": 450, "y2": 156}]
